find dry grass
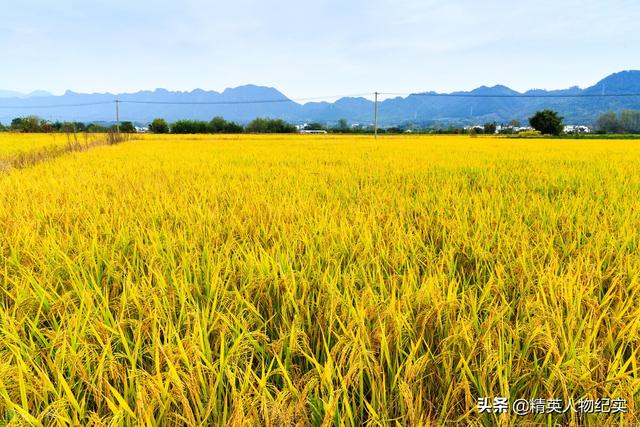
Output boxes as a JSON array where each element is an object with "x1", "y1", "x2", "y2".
[
  {"x1": 0, "y1": 132, "x2": 103, "y2": 157},
  {"x1": 0, "y1": 134, "x2": 638, "y2": 426},
  {"x1": 0, "y1": 132, "x2": 127, "y2": 172}
]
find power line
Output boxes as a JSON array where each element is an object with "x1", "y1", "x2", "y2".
[
  {"x1": 0, "y1": 91, "x2": 639, "y2": 109},
  {"x1": 374, "y1": 92, "x2": 379, "y2": 138},
  {"x1": 380, "y1": 92, "x2": 640, "y2": 98},
  {"x1": 0, "y1": 101, "x2": 115, "y2": 109}
]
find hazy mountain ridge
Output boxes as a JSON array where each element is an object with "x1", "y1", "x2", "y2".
[
  {"x1": 1, "y1": 71, "x2": 639, "y2": 126},
  {"x1": 0, "y1": 89, "x2": 53, "y2": 99}
]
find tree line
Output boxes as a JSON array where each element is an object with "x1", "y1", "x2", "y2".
[
  {"x1": 0, "y1": 116, "x2": 112, "y2": 133},
  {"x1": 3, "y1": 110, "x2": 640, "y2": 135},
  {"x1": 596, "y1": 110, "x2": 640, "y2": 134},
  {"x1": 0, "y1": 116, "x2": 300, "y2": 134},
  {"x1": 0, "y1": 113, "x2": 563, "y2": 136},
  {"x1": 0, "y1": 116, "x2": 386, "y2": 134},
  {"x1": 158, "y1": 117, "x2": 297, "y2": 134}
]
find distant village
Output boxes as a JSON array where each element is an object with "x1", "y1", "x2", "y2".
[
  {"x1": 463, "y1": 124, "x2": 591, "y2": 134},
  {"x1": 131, "y1": 123, "x2": 593, "y2": 135},
  {"x1": 292, "y1": 122, "x2": 593, "y2": 135}
]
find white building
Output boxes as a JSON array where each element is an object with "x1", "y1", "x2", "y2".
[
  {"x1": 515, "y1": 126, "x2": 534, "y2": 132},
  {"x1": 563, "y1": 125, "x2": 591, "y2": 134},
  {"x1": 299, "y1": 129, "x2": 328, "y2": 134}
]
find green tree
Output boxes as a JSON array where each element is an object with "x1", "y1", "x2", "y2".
[
  {"x1": 59, "y1": 122, "x2": 77, "y2": 133},
  {"x1": 11, "y1": 116, "x2": 43, "y2": 132},
  {"x1": 40, "y1": 120, "x2": 54, "y2": 133},
  {"x1": 484, "y1": 122, "x2": 497, "y2": 134},
  {"x1": 10, "y1": 118, "x2": 24, "y2": 131},
  {"x1": 119, "y1": 121, "x2": 136, "y2": 133},
  {"x1": 304, "y1": 122, "x2": 326, "y2": 131},
  {"x1": 330, "y1": 118, "x2": 351, "y2": 133},
  {"x1": 222, "y1": 120, "x2": 243, "y2": 133},
  {"x1": 208, "y1": 116, "x2": 227, "y2": 133},
  {"x1": 59, "y1": 122, "x2": 86, "y2": 133},
  {"x1": 620, "y1": 110, "x2": 640, "y2": 133},
  {"x1": 596, "y1": 112, "x2": 621, "y2": 133},
  {"x1": 171, "y1": 120, "x2": 208, "y2": 134},
  {"x1": 529, "y1": 110, "x2": 563, "y2": 136},
  {"x1": 246, "y1": 118, "x2": 296, "y2": 133},
  {"x1": 149, "y1": 118, "x2": 170, "y2": 134},
  {"x1": 208, "y1": 116, "x2": 243, "y2": 134},
  {"x1": 86, "y1": 123, "x2": 108, "y2": 133}
]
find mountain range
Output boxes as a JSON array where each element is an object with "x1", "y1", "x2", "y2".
[
  {"x1": 0, "y1": 90, "x2": 53, "y2": 99},
  {"x1": 1, "y1": 71, "x2": 640, "y2": 127}
]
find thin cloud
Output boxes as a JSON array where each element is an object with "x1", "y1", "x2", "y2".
[{"x1": 0, "y1": 0, "x2": 638, "y2": 97}]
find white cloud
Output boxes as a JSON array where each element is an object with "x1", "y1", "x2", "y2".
[{"x1": 0, "y1": 0, "x2": 638, "y2": 96}]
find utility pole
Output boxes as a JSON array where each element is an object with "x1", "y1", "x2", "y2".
[
  {"x1": 374, "y1": 91, "x2": 379, "y2": 138},
  {"x1": 115, "y1": 99, "x2": 120, "y2": 133}
]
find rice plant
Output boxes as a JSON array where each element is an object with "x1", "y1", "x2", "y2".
[{"x1": 0, "y1": 134, "x2": 638, "y2": 426}]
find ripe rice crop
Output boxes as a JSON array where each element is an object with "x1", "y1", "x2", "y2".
[
  {"x1": 0, "y1": 133, "x2": 104, "y2": 157},
  {"x1": 0, "y1": 132, "x2": 105, "y2": 171},
  {"x1": 0, "y1": 134, "x2": 638, "y2": 425}
]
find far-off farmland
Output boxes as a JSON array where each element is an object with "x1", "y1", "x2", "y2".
[{"x1": 0, "y1": 133, "x2": 638, "y2": 426}]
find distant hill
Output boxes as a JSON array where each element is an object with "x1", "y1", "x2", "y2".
[
  {"x1": 0, "y1": 90, "x2": 53, "y2": 99},
  {"x1": 1, "y1": 71, "x2": 640, "y2": 126},
  {"x1": 0, "y1": 90, "x2": 24, "y2": 98}
]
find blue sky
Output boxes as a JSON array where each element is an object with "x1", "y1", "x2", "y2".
[{"x1": 1, "y1": 0, "x2": 638, "y2": 99}]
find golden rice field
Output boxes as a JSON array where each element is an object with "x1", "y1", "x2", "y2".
[
  {"x1": 0, "y1": 132, "x2": 103, "y2": 158},
  {"x1": 0, "y1": 133, "x2": 639, "y2": 426},
  {"x1": 0, "y1": 132, "x2": 106, "y2": 172}
]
